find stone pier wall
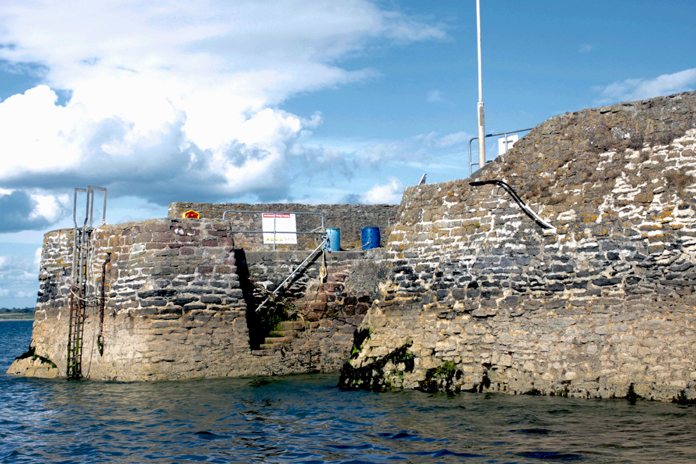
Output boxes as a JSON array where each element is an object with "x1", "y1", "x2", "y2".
[
  {"x1": 9, "y1": 219, "x2": 256, "y2": 380},
  {"x1": 8, "y1": 218, "x2": 376, "y2": 380},
  {"x1": 340, "y1": 91, "x2": 696, "y2": 402}
]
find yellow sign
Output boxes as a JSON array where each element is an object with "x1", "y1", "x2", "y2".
[{"x1": 183, "y1": 210, "x2": 200, "y2": 219}]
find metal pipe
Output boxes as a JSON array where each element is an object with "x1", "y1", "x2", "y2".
[
  {"x1": 72, "y1": 188, "x2": 87, "y2": 281},
  {"x1": 88, "y1": 189, "x2": 95, "y2": 228},
  {"x1": 83, "y1": 189, "x2": 92, "y2": 227},
  {"x1": 98, "y1": 253, "x2": 111, "y2": 356},
  {"x1": 87, "y1": 186, "x2": 108, "y2": 225},
  {"x1": 72, "y1": 188, "x2": 87, "y2": 229},
  {"x1": 469, "y1": 179, "x2": 556, "y2": 233}
]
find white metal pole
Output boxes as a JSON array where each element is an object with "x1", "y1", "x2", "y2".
[{"x1": 476, "y1": 0, "x2": 486, "y2": 170}]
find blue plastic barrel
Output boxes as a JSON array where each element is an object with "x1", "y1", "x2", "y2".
[
  {"x1": 362, "y1": 227, "x2": 380, "y2": 250},
  {"x1": 326, "y1": 228, "x2": 340, "y2": 252}
]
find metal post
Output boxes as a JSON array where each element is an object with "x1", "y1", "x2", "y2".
[{"x1": 476, "y1": 0, "x2": 486, "y2": 170}]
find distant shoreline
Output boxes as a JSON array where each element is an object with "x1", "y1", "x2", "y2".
[{"x1": 0, "y1": 318, "x2": 34, "y2": 322}]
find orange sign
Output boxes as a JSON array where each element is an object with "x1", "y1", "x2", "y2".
[{"x1": 183, "y1": 210, "x2": 200, "y2": 219}]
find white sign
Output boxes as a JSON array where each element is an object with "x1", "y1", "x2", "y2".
[
  {"x1": 498, "y1": 134, "x2": 519, "y2": 156},
  {"x1": 262, "y1": 213, "x2": 297, "y2": 244}
]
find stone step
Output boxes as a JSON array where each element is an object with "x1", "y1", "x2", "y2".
[
  {"x1": 328, "y1": 272, "x2": 348, "y2": 283},
  {"x1": 293, "y1": 301, "x2": 309, "y2": 311},
  {"x1": 268, "y1": 330, "x2": 294, "y2": 338},
  {"x1": 304, "y1": 292, "x2": 328, "y2": 302},
  {"x1": 304, "y1": 311, "x2": 323, "y2": 321},
  {"x1": 252, "y1": 349, "x2": 276, "y2": 356},
  {"x1": 323, "y1": 282, "x2": 344, "y2": 292},
  {"x1": 279, "y1": 320, "x2": 305, "y2": 331},
  {"x1": 307, "y1": 301, "x2": 326, "y2": 311},
  {"x1": 259, "y1": 342, "x2": 281, "y2": 350},
  {"x1": 264, "y1": 336, "x2": 293, "y2": 344}
]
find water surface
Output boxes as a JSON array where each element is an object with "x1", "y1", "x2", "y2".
[{"x1": 2, "y1": 320, "x2": 695, "y2": 463}]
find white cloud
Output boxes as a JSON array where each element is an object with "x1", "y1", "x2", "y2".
[
  {"x1": 0, "y1": 189, "x2": 70, "y2": 232},
  {"x1": 30, "y1": 193, "x2": 69, "y2": 223},
  {"x1": 427, "y1": 89, "x2": 453, "y2": 105},
  {"x1": 362, "y1": 178, "x2": 404, "y2": 204},
  {"x1": 33, "y1": 248, "x2": 42, "y2": 270},
  {"x1": 0, "y1": 251, "x2": 40, "y2": 301},
  {"x1": 0, "y1": 0, "x2": 446, "y2": 208},
  {"x1": 579, "y1": 44, "x2": 593, "y2": 53},
  {"x1": 594, "y1": 68, "x2": 696, "y2": 105},
  {"x1": 434, "y1": 131, "x2": 470, "y2": 147},
  {"x1": 352, "y1": 130, "x2": 473, "y2": 166},
  {"x1": 0, "y1": 288, "x2": 35, "y2": 299},
  {"x1": 427, "y1": 90, "x2": 444, "y2": 103}
]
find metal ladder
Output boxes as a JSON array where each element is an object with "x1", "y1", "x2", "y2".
[{"x1": 66, "y1": 186, "x2": 107, "y2": 380}]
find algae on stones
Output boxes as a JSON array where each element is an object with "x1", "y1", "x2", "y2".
[
  {"x1": 418, "y1": 360, "x2": 462, "y2": 393},
  {"x1": 338, "y1": 340, "x2": 414, "y2": 392}
]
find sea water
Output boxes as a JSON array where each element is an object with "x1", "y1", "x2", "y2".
[{"x1": 1, "y1": 320, "x2": 695, "y2": 464}]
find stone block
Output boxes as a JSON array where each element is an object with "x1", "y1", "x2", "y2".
[{"x1": 184, "y1": 303, "x2": 207, "y2": 310}]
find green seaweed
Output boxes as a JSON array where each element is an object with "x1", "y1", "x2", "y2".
[
  {"x1": 626, "y1": 383, "x2": 640, "y2": 405},
  {"x1": 349, "y1": 327, "x2": 372, "y2": 359},
  {"x1": 418, "y1": 360, "x2": 461, "y2": 393},
  {"x1": 672, "y1": 390, "x2": 696, "y2": 406},
  {"x1": 338, "y1": 340, "x2": 415, "y2": 392},
  {"x1": 15, "y1": 347, "x2": 57, "y2": 368}
]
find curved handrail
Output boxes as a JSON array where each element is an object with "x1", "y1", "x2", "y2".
[{"x1": 469, "y1": 179, "x2": 556, "y2": 233}]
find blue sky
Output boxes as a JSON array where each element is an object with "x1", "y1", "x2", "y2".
[{"x1": 0, "y1": 0, "x2": 695, "y2": 307}]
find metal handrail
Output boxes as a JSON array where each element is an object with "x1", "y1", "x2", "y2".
[
  {"x1": 222, "y1": 210, "x2": 325, "y2": 250},
  {"x1": 468, "y1": 128, "x2": 533, "y2": 176},
  {"x1": 255, "y1": 235, "x2": 329, "y2": 313}
]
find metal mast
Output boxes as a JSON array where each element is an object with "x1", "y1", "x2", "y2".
[{"x1": 476, "y1": 0, "x2": 486, "y2": 170}]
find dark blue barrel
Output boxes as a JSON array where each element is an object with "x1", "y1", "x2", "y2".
[
  {"x1": 361, "y1": 227, "x2": 380, "y2": 250},
  {"x1": 326, "y1": 228, "x2": 340, "y2": 251}
]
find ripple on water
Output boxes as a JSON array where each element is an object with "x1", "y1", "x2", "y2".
[{"x1": 3, "y1": 321, "x2": 696, "y2": 463}]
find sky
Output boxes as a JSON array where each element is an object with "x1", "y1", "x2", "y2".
[{"x1": 0, "y1": 0, "x2": 695, "y2": 307}]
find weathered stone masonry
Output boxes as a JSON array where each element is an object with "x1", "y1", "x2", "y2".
[
  {"x1": 340, "y1": 91, "x2": 696, "y2": 402},
  {"x1": 10, "y1": 219, "x2": 253, "y2": 380},
  {"x1": 8, "y1": 215, "x2": 380, "y2": 380}
]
